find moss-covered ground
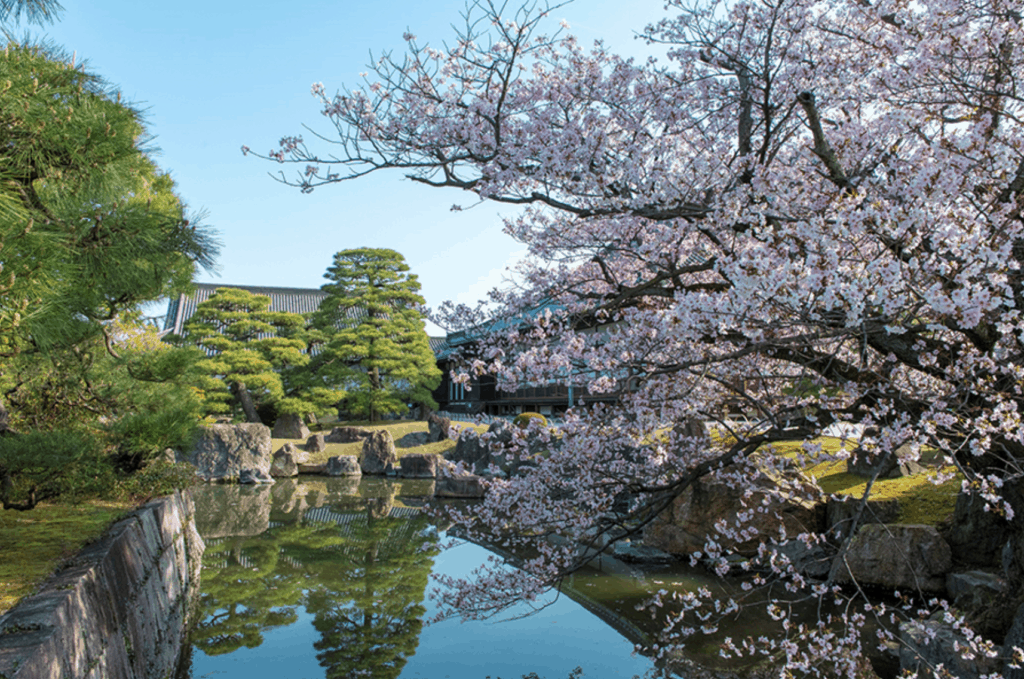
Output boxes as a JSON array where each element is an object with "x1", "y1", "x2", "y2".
[
  {"x1": 0, "y1": 500, "x2": 133, "y2": 615},
  {"x1": 757, "y1": 437, "x2": 961, "y2": 525}
]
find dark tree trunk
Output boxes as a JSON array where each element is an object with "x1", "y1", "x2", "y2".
[{"x1": 232, "y1": 381, "x2": 262, "y2": 423}]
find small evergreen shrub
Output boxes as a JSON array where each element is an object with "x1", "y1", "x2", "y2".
[{"x1": 513, "y1": 412, "x2": 547, "y2": 428}]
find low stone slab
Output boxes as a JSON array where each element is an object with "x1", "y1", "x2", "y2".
[
  {"x1": 0, "y1": 492, "x2": 204, "y2": 679},
  {"x1": 399, "y1": 453, "x2": 442, "y2": 479},
  {"x1": 831, "y1": 524, "x2": 952, "y2": 592},
  {"x1": 396, "y1": 431, "x2": 429, "y2": 448},
  {"x1": 298, "y1": 463, "x2": 327, "y2": 475},
  {"x1": 325, "y1": 426, "x2": 372, "y2": 443},
  {"x1": 435, "y1": 473, "x2": 486, "y2": 498},
  {"x1": 325, "y1": 455, "x2": 362, "y2": 477}
]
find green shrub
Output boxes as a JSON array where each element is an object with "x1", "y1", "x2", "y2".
[{"x1": 513, "y1": 412, "x2": 548, "y2": 429}]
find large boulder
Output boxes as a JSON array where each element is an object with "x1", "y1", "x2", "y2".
[
  {"x1": 399, "y1": 453, "x2": 442, "y2": 479},
  {"x1": 325, "y1": 455, "x2": 362, "y2": 477},
  {"x1": 272, "y1": 412, "x2": 310, "y2": 440},
  {"x1": 361, "y1": 430, "x2": 397, "y2": 475},
  {"x1": 180, "y1": 423, "x2": 272, "y2": 482},
  {"x1": 831, "y1": 524, "x2": 952, "y2": 592},
  {"x1": 644, "y1": 471, "x2": 824, "y2": 557},
  {"x1": 427, "y1": 413, "x2": 451, "y2": 442},
  {"x1": 448, "y1": 429, "x2": 491, "y2": 472},
  {"x1": 946, "y1": 571, "x2": 1012, "y2": 639},
  {"x1": 270, "y1": 449, "x2": 300, "y2": 477},
  {"x1": 325, "y1": 426, "x2": 372, "y2": 443},
  {"x1": 946, "y1": 490, "x2": 1010, "y2": 567}
]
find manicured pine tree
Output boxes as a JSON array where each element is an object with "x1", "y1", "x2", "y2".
[
  {"x1": 180, "y1": 287, "x2": 340, "y2": 423},
  {"x1": 310, "y1": 249, "x2": 440, "y2": 423}
]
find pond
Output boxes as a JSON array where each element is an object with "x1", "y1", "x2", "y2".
[{"x1": 176, "y1": 477, "x2": 745, "y2": 679}]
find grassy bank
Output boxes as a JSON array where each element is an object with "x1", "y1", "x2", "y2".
[{"x1": 0, "y1": 500, "x2": 134, "y2": 615}]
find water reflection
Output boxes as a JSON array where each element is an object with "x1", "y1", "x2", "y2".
[
  {"x1": 183, "y1": 478, "x2": 656, "y2": 679},
  {"x1": 189, "y1": 479, "x2": 438, "y2": 677}
]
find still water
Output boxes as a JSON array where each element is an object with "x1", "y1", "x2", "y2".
[{"x1": 178, "y1": 478, "x2": 718, "y2": 679}]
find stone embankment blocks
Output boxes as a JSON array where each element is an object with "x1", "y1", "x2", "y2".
[{"x1": 0, "y1": 491, "x2": 205, "y2": 679}]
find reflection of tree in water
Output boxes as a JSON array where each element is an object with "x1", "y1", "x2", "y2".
[
  {"x1": 190, "y1": 521, "x2": 345, "y2": 656},
  {"x1": 304, "y1": 485, "x2": 440, "y2": 679},
  {"x1": 188, "y1": 478, "x2": 439, "y2": 676}
]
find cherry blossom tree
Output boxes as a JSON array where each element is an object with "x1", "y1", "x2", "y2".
[{"x1": 257, "y1": 0, "x2": 1024, "y2": 675}]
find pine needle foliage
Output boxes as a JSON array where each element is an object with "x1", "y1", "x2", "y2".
[
  {"x1": 309, "y1": 248, "x2": 440, "y2": 423},
  {"x1": 178, "y1": 287, "x2": 341, "y2": 422}
]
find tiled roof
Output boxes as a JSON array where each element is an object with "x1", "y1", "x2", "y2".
[{"x1": 163, "y1": 283, "x2": 329, "y2": 335}]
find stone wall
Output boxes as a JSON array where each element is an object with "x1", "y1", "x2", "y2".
[{"x1": 0, "y1": 490, "x2": 205, "y2": 679}]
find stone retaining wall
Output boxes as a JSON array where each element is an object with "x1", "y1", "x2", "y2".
[{"x1": 0, "y1": 490, "x2": 205, "y2": 679}]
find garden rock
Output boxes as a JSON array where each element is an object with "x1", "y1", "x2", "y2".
[
  {"x1": 831, "y1": 524, "x2": 952, "y2": 592},
  {"x1": 361, "y1": 430, "x2": 397, "y2": 475},
  {"x1": 947, "y1": 490, "x2": 1009, "y2": 567},
  {"x1": 612, "y1": 541, "x2": 677, "y2": 564},
  {"x1": 325, "y1": 455, "x2": 362, "y2": 476},
  {"x1": 270, "y1": 449, "x2": 299, "y2": 477},
  {"x1": 272, "y1": 412, "x2": 309, "y2": 440},
  {"x1": 396, "y1": 431, "x2": 429, "y2": 448},
  {"x1": 306, "y1": 433, "x2": 327, "y2": 453},
  {"x1": 1004, "y1": 601, "x2": 1024, "y2": 679},
  {"x1": 825, "y1": 496, "x2": 901, "y2": 541},
  {"x1": 239, "y1": 467, "x2": 274, "y2": 484},
  {"x1": 325, "y1": 426, "x2": 372, "y2": 443},
  {"x1": 643, "y1": 470, "x2": 824, "y2": 557},
  {"x1": 764, "y1": 539, "x2": 834, "y2": 579},
  {"x1": 399, "y1": 453, "x2": 442, "y2": 479},
  {"x1": 276, "y1": 441, "x2": 310, "y2": 464},
  {"x1": 180, "y1": 423, "x2": 272, "y2": 482},
  {"x1": 900, "y1": 617, "x2": 1000, "y2": 679},
  {"x1": 449, "y1": 429, "x2": 491, "y2": 472},
  {"x1": 298, "y1": 462, "x2": 327, "y2": 475},
  {"x1": 427, "y1": 413, "x2": 451, "y2": 442},
  {"x1": 847, "y1": 443, "x2": 925, "y2": 479},
  {"x1": 435, "y1": 473, "x2": 486, "y2": 498},
  {"x1": 946, "y1": 570, "x2": 1011, "y2": 639}
]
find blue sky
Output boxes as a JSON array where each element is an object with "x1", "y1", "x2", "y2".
[{"x1": 32, "y1": 0, "x2": 665, "y2": 331}]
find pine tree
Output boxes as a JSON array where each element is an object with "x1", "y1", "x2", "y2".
[
  {"x1": 0, "y1": 43, "x2": 217, "y2": 508},
  {"x1": 180, "y1": 288, "x2": 340, "y2": 423},
  {"x1": 309, "y1": 249, "x2": 440, "y2": 423}
]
